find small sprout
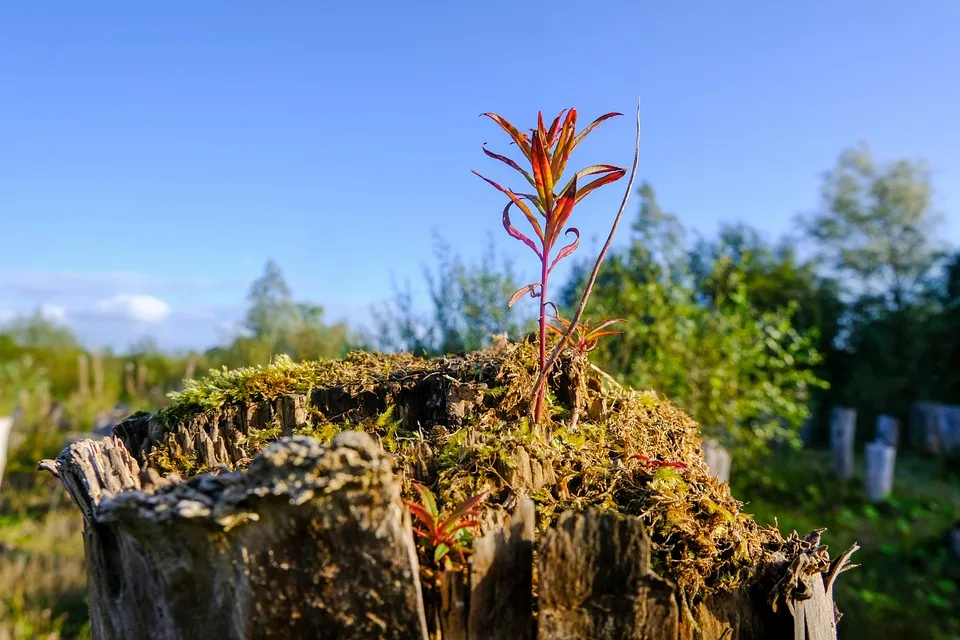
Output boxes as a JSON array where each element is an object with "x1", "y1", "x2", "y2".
[
  {"x1": 545, "y1": 303, "x2": 626, "y2": 354},
  {"x1": 405, "y1": 484, "x2": 491, "y2": 567}
]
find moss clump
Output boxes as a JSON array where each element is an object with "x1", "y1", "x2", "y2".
[{"x1": 137, "y1": 339, "x2": 783, "y2": 603}]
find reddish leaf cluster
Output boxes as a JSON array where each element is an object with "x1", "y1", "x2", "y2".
[{"x1": 405, "y1": 484, "x2": 490, "y2": 565}]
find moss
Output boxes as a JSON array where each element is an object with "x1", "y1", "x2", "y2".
[{"x1": 142, "y1": 338, "x2": 785, "y2": 603}]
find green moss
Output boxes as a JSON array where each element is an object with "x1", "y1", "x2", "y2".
[{"x1": 141, "y1": 339, "x2": 784, "y2": 602}]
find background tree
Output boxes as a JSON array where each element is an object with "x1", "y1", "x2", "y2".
[
  {"x1": 798, "y1": 143, "x2": 949, "y2": 428},
  {"x1": 208, "y1": 260, "x2": 352, "y2": 367},
  {"x1": 563, "y1": 184, "x2": 826, "y2": 464},
  {"x1": 372, "y1": 234, "x2": 532, "y2": 356}
]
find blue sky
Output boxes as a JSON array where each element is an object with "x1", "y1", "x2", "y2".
[{"x1": 1, "y1": 1, "x2": 958, "y2": 351}]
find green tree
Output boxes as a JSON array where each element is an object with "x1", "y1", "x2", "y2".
[
  {"x1": 801, "y1": 141, "x2": 945, "y2": 308},
  {"x1": 210, "y1": 261, "x2": 351, "y2": 367},
  {"x1": 798, "y1": 143, "x2": 950, "y2": 425},
  {"x1": 563, "y1": 184, "x2": 826, "y2": 460},
  {"x1": 244, "y1": 260, "x2": 301, "y2": 343}
]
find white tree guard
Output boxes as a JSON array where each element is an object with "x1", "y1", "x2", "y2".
[{"x1": 864, "y1": 441, "x2": 896, "y2": 503}]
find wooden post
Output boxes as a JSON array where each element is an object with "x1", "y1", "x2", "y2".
[
  {"x1": 701, "y1": 439, "x2": 731, "y2": 484},
  {"x1": 935, "y1": 405, "x2": 960, "y2": 456},
  {"x1": 830, "y1": 407, "x2": 856, "y2": 481},
  {"x1": 78, "y1": 353, "x2": 90, "y2": 398},
  {"x1": 0, "y1": 416, "x2": 12, "y2": 492},
  {"x1": 184, "y1": 354, "x2": 197, "y2": 382},
  {"x1": 909, "y1": 402, "x2": 940, "y2": 455},
  {"x1": 124, "y1": 362, "x2": 136, "y2": 397},
  {"x1": 874, "y1": 414, "x2": 900, "y2": 448},
  {"x1": 137, "y1": 361, "x2": 147, "y2": 395},
  {"x1": 864, "y1": 441, "x2": 896, "y2": 502},
  {"x1": 91, "y1": 349, "x2": 104, "y2": 397}
]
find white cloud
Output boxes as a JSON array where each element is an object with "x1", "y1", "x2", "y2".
[{"x1": 94, "y1": 294, "x2": 171, "y2": 323}]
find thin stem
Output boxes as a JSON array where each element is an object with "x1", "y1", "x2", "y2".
[
  {"x1": 535, "y1": 250, "x2": 549, "y2": 423},
  {"x1": 530, "y1": 99, "x2": 642, "y2": 415}
]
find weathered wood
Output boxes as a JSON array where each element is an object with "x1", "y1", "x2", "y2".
[
  {"x1": 874, "y1": 414, "x2": 900, "y2": 448},
  {"x1": 829, "y1": 407, "x2": 856, "y2": 481},
  {"x1": 701, "y1": 438, "x2": 732, "y2": 483},
  {"x1": 537, "y1": 509, "x2": 679, "y2": 639},
  {"x1": 44, "y1": 431, "x2": 429, "y2": 640},
  {"x1": 0, "y1": 415, "x2": 13, "y2": 491},
  {"x1": 436, "y1": 570, "x2": 468, "y2": 640},
  {"x1": 467, "y1": 497, "x2": 535, "y2": 640},
  {"x1": 864, "y1": 441, "x2": 896, "y2": 502}
]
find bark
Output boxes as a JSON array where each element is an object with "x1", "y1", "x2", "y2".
[{"x1": 44, "y1": 431, "x2": 429, "y2": 640}]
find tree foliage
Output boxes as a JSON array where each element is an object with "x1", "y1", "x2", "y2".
[{"x1": 567, "y1": 183, "x2": 826, "y2": 459}]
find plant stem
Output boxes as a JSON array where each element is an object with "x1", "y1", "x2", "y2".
[
  {"x1": 535, "y1": 254, "x2": 550, "y2": 423},
  {"x1": 530, "y1": 99, "x2": 642, "y2": 416}
]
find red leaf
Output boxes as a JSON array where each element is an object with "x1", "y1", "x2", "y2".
[
  {"x1": 405, "y1": 503, "x2": 438, "y2": 532},
  {"x1": 551, "y1": 109, "x2": 578, "y2": 179},
  {"x1": 549, "y1": 228, "x2": 580, "y2": 272},
  {"x1": 557, "y1": 164, "x2": 623, "y2": 199},
  {"x1": 503, "y1": 202, "x2": 543, "y2": 259},
  {"x1": 481, "y1": 144, "x2": 535, "y2": 188},
  {"x1": 571, "y1": 111, "x2": 622, "y2": 151},
  {"x1": 474, "y1": 171, "x2": 544, "y2": 241},
  {"x1": 586, "y1": 318, "x2": 627, "y2": 338},
  {"x1": 545, "y1": 109, "x2": 567, "y2": 147},
  {"x1": 481, "y1": 113, "x2": 531, "y2": 160},
  {"x1": 575, "y1": 168, "x2": 627, "y2": 205},
  {"x1": 508, "y1": 283, "x2": 540, "y2": 308},
  {"x1": 530, "y1": 128, "x2": 554, "y2": 210},
  {"x1": 439, "y1": 489, "x2": 490, "y2": 532},
  {"x1": 548, "y1": 177, "x2": 578, "y2": 246}
]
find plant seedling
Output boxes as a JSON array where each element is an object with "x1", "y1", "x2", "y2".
[
  {"x1": 474, "y1": 102, "x2": 641, "y2": 424},
  {"x1": 545, "y1": 302, "x2": 626, "y2": 354},
  {"x1": 405, "y1": 483, "x2": 490, "y2": 567}
]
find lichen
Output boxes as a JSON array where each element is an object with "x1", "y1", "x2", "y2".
[{"x1": 138, "y1": 338, "x2": 784, "y2": 603}]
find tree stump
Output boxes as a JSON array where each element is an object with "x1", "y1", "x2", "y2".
[{"x1": 39, "y1": 345, "x2": 857, "y2": 639}]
